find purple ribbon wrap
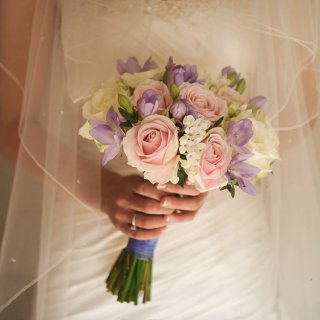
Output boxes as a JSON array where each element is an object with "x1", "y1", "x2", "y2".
[{"x1": 127, "y1": 238, "x2": 158, "y2": 260}]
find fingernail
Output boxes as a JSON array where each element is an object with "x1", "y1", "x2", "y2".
[
  {"x1": 176, "y1": 209, "x2": 182, "y2": 214},
  {"x1": 165, "y1": 215, "x2": 171, "y2": 223},
  {"x1": 162, "y1": 199, "x2": 171, "y2": 207},
  {"x1": 157, "y1": 184, "x2": 166, "y2": 190}
]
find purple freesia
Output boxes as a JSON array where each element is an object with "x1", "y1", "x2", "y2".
[
  {"x1": 117, "y1": 56, "x2": 158, "y2": 75},
  {"x1": 248, "y1": 96, "x2": 267, "y2": 110},
  {"x1": 170, "y1": 99, "x2": 187, "y2": 120},
  {"x1": 166, "y1": 57, "x2": 198, "y2": 86},
  {"x1": 226, "y1": 153, "x2": 260, "y2": 196},
  {"x1": 170, "y1": 99, "x2": 199, "y2": 121},
  {"x1": 221, "y1": 65, "x2": 241, "y2": 87},
  {"x1": 137, "y1": 89, "x2": 160, "y2": 119},
  {"x1": 89, "y1": 107, "x2": 125, "y2": 165},
  {"x1": 227, "y1": 119, "x2": 253, "y2": 154}
]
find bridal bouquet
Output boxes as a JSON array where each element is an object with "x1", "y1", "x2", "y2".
[{"x1": 79, "y1": 57, "x2": 279, "y2": 304}]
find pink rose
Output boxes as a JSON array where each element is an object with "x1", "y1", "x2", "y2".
[
  {"x1": 217, "y1": 86, "x2": 246, "y2": 104},
  {"x1": 132, "y1": 79, "x2": 172, "y2": 113},
  {"x1": 195, "y1": 128, "x2": 232, "y2": 191},
  {"x1": 180, "y1": 83, "x2": 227, "y2": 122},
  {"x1": 122, "y1": 114, "x2": 179, "y2": 184}
]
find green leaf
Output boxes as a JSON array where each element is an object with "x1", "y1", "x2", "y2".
[
  {"x1": 227, "y1": 72, "x2": 238, "y2": 87},
  {"x1": 119, "y1": 108, "x2": 139, "y2": 124},
  {"x1": 163, "y1": 69, "x2": 168, "y2": 83},
  {"x1": 131, "y1": 110, "x2": 139, "y2": 124},
  {"x1": 119, "y1": 108, "x2": 133, "y2": 122},
  {"x1": 220, "y1": 183, "x2": 236, "y2": 198},
  {"x1": 236, "y1": 78, "x2": 246, "y2": 94},
  {"x1": 227, "y1": 184, "x2": 236, "y2": 198},
  {"x1": 213, "y1": 116, "x2": 224, "y2": 128},
  {"x1": 120, "y1": 121, "x2": 133, "y2": 132},
  {"x1": 177, "y1": 162, "x2": 187, "y2": 188},
  {"x1": 170, "y1": 83, "x2": 180, "y2": 100},
  {"x1": 118, "y1": 94, "x2": 133, "y2": 113},
  {"x1": 206, "y1": 117, "x2": 224, "y2": 132}
]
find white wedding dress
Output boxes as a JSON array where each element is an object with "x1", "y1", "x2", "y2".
[{"x1": 1, "y1": 1, "x2": 320, "y2": 320}]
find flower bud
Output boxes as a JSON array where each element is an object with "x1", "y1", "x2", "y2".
[{"x1": 170, "y1": 99, "x2": 188, "y2": 120}]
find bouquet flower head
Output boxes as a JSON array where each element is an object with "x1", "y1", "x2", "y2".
[{"x1": 79, "y1": 56, "x2": 279, "y2": 304}]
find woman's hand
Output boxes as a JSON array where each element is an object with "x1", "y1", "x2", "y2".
[
  {"x1": 101, "y1": 170, "x2": 174, "y2": 240},
  {"x1": 157, "y1": 183, "x2": 208, "y2": 224},
  {"x1": 101, "y1": 170, "x2": 208, "y2": 240}
]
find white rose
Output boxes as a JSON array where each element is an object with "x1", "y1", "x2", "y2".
[{"x1": 82, "y1": 78, "x2": 128, "y2": 121}]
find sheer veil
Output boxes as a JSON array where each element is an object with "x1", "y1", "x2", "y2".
[{"x1": 0, "y1": 0, "x2": 319, "y2": 319}]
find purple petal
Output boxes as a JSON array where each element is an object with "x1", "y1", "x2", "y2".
[
  {"x1": 117, "y1": 57, "x2": 141, "y2": 75},
  {"x1": 102, "y1": 143, "x2": 121, "y2": 165},
  {"x1": 227, "y1": 119, "x2": 253, "y2": 147},
  {"x1": 89, "y1": 119, "x2": 105, "y2": 127},
  {"x1": 232, "y1": 152, "x2": 253, "y2": 162},
  {"x1": 234, "y1": 145, "x2": 251, "y2": 154},
  {"x1": 175, "y1": 73, "x2": 185, "y2": 86},
  {"x1": 170, "y1": 99, "x2": 187, "y2": 120},
  {"x1": 166, "y1": 56, "x2": 174, "y2": 69},
  {"x1": 141, "y1": 56, "x2": 158, "y2": 72},
  {"x1": 237, "y1": 178, "x2": 257, "y2": 196},
  {"x1": 116, "y1": 60, "x2": 126, "y2": 75},
  {"x1": 248, "y1": 96, "x2": 267, "y2": 109},
  {"x1": 124, "y1": 57, "x2": 141, "y2": 74},
  {"x1": 137, "y1": 90, "x2": 160, "y2": 118},
  {"x1": 115, "y1": 128, "x2": 125, "y2": 141},
  {"x1": 221, "y1": 66, "x2": 235, "y2": 76},
  {"x1": 186, "y1": 104, "x2": 199, "y2": 119},
  {"x1": 232, "y1": 161, "x2": 260, "y2": 178},
  {"x1": 90, "y1": 125, "x2": 114, "y2": 145},
  {"x1": 107, "y1": 107, "x2": 121, "y2": 126}
]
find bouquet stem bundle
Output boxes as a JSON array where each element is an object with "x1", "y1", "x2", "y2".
[{"x1": 105, "y1": 238, "x2": 157, "y2": 305}]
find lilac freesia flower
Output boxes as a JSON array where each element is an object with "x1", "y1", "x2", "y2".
[
  {"x1": 89, "y1": 107, "x2": 125, "y2": 165},
  {"x1": 166, "y1": 57, "x2": 198, "y2": 86},
  {"x1": 137, "y1": 89, "x2": 160, "y2": 119},
  {"x1": 248, "y1": 96, "x2": 267, "y2": 110},
  {"x1": 226, "y1": 153, "x2": 260, "y2": 196},
  {"x1": 227, "y1": 119, "x2": 253, "y2": 154},
  {"x1": 221, "y1": 65, "x2": 241, "y2": 87},
  {"x1": 170, "y1": 99, "x2": 187, "y2": 120},
  {"x1": 170, "y1": 99, "x2": 199, "y2": 121},
  {"x1": 117, "y1": 56, "x2": 158, "y2": 75}
]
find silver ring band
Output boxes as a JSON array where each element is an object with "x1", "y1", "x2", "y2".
[{"x1": 130, "y1": 213, "x2": 137, "y2": 231}]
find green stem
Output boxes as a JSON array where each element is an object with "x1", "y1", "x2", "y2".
[
  {"x1": 106, "y1": 249, "x2": 126, "y2": 292},
  {"x1": 119, "y1": 256, "x2": 137, "y2": 302}
]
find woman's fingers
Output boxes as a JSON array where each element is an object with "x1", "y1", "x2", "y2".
[
  {"x1": 116, "y1": 194, "x2": 174, "y2": 215},
  {"x1": 160, "y1": 192, "x2": 208, "y2": 211},
  {"x1": 114, "y1": 209, "x2": 169, "y2": 229},
  {"x1": 156, "y1": 182, "x2": 201, "y2": 196},
  {"x1": 132, "y1": 179, "x2": 167, "y2": 201},
  {"x1": 115, "y1": 222, "x2": 167, "y2": 240},
  {"x1": 168, "y1": 211, "x2": 198, "y2": 223}
]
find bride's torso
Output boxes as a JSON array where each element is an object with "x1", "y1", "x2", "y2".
[{"x1": 41, "y1": 2, "x2": 279, "y2": 319}]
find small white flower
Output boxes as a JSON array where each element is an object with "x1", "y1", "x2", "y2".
[{"x1": 179, "y1": 115, "x2": 213, "y2": 181}]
